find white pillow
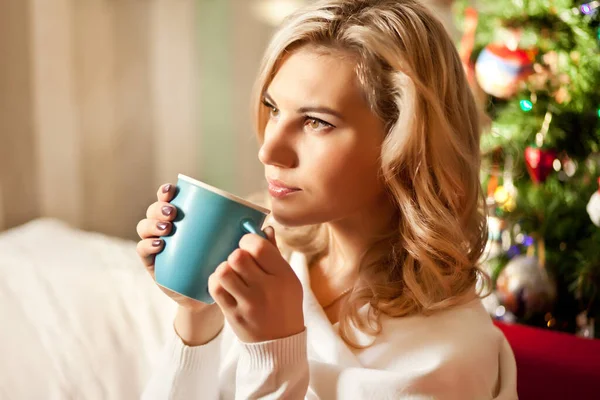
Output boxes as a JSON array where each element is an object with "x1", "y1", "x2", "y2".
[{"x1": 0, "y1": 218, "x2": 176, "y2": 399}]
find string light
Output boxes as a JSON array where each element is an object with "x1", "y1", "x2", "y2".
[
  {"x1": 523, "y1": 235, "x2": 535, "y2": 247},
  {"x1": 520, "y1": 99, "x2": 533, "y2": 112},
  {"x1": 553, "y1": 159, "x2": 562, "y2": 171},
  {"x1": 536, "y1": 111, "x2": 553, "y2": 147},
  {"x1": 581, "y1": 1, "x2": 599, "y2": 15}
]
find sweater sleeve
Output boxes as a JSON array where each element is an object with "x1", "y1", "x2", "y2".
[
  {"x1": 235, "y1": 329, "x2": 309, "y2": 400},
  {"x1": 141, "y1": 328, "x2": 225, "y2": 400}
]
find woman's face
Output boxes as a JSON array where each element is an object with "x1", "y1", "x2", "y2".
[{"x1": 259, "y1": 46, "x2": 388, "y2": 227}]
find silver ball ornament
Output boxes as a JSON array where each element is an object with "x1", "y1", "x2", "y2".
[{"x1": 496, "y1": 255, "x2": 557, "y2": 318}]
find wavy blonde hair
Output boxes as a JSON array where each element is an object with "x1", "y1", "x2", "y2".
[{"x1": 251, "y1": 0, "x2": 489, "y2": 347}]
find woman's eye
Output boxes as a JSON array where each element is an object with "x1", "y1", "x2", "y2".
[
  {"x1": 269, "y1": 107, "x2": 279, "y2": 118},
  {"x1": 305, "y1": 118, "x2": 332, "y2": 131},
  {"x1": 262, "y1": 100, "x2": 279, "y2": 118}
]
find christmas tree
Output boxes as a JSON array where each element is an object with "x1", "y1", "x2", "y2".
[{"x1": 454, "y1": 0, "x2": 600, "y2": 337}]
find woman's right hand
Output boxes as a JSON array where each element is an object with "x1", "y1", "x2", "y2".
[{"x1": 136, "y1": 183, "x2": 212, "y2": 312}]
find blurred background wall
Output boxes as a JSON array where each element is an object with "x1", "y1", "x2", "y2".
[
  {"x1": 0, "y1": 0, "x2": 276, "y2": 239},
  {"x1": 0, "y1": 0, "x2": 454, "y2": 239}
]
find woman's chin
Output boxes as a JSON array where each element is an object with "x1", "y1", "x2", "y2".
[
  {"x1": 270, "y1": 207, "x2": 314, "y2": 228},
  {"x1": 270, "y1": 212, "x2": 304, "y2": 228}
]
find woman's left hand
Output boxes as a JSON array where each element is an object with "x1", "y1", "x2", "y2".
[{"x1": 208, "y1": 226, "x2": 305, "y2": 343}]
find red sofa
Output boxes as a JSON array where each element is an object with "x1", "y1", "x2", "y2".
[{"x1": 493, "y1": 321, "x2": 600, "y2": 399}]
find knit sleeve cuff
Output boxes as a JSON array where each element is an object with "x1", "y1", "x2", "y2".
[
  {"x1": 239, "y1": 329, "x2": 308, "y2": 370},
  {"x1": 165, "y1": 326, "x2": 224, "y2": 371}
]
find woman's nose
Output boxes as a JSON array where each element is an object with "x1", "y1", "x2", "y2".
[{"x1": 258, "y1": 124, "x2": 298, "y2": 168}]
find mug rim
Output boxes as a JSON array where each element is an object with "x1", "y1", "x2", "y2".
[{"x1": 178, "y1": 174, "x2": 270, "y2": 214}]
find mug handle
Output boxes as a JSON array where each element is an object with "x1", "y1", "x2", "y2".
[{"x1": 241, "y1": 218, "x2": 267, "y2": 239}]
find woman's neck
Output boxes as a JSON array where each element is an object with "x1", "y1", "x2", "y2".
[
  {"x1": 325, "y1": 192, "x2": 396, "y2": 274},
  {"x1": 310, "y1": 193, "x2": 396, "y2": 322}
]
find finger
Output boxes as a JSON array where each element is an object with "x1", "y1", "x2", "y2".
[
  {"x1": 156, "y1": 183, "x2": 175, "y2": 203},
  {"x1": 146, "y1": 201, "x2": 177, "y2": 222},
  {"x1": 210, "y1": 284, "x2": 237, "y2": 311},
  {"x1": 227, "y1": 249, "x2": 266, "y2": 285},
  {"x1": 239, "y1": 233, "x2": 281, "y2": 275},
  {"x1": 208, "y1": 263, "x2": 237, "y2": 309},
  {"x1": 136, "y1": 218, "x2": 172, "y2": 240},
  {"x1": 263, "y1": 226, "x2": 277, "y2": 247},
  {"x1": 136, "y1": 238, "x2": 164, "y2": 275},
  {"x1": 214, "y1": 262, "x2": 249, "y2": 300}
]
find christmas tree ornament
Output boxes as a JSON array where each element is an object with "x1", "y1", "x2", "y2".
[
  {"x1": 525, "y1": 147, "x2": 557, "y2": 183},
  {"x1": 500, "y1": 154, "x2": 516, "y2": 212},
  {"x1": 529, "y1": 51, "x2": 572, "y2": 102},
  {"x1": 529, "y1": 63, "x2": 549, "y2": 91},
  {"x1": 486, "y1": 161, "x2": 500, "y2": 199},
  {"x1": 576, "y1": 311, "x2": 595, "y2": 339},
  {"x1": 544, "y1": 51, "x2": 559, "y2": 70},
  {"x1": 485, "y1": 154, "x2": 517, "y2": 212},
  {"x1": 493, "y1": 186, "x2": 517, "y2": 212},
  {"x1": 495, "y1": 252, "x2": 557, "y2": 319},
  {"x1": 554, "y1": 86, "x2": 571, "y2": 104},
  {"x1": 587, "y1": 178, "x2": 600, "y2": 227},
  {"x1": 487, "y1": 215, "x2": 505, "y2": 242},
  {"x1": 475, "y1": 44, "x2": 535, "y2": 98},
  {"x1": 562, "y1": 157, "x2": 577, "y2": 177},
  {"x1": 530, "y1": 52, "x2": 556, "y2": 90},
  {"x1": 545, "y1": 312, "x2": 557, "y2": 328},
  {"x1": 493, "y1": 186, "x2": 509, "y2": 204},
  {"x1": 485, "y1": 215, "x2": 511, "y2": 255},
  {"x1": 524, "y1": 110, "x2": 556, "y2": 183}
]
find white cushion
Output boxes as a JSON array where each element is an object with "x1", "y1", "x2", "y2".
[{"x1": 0, "y1": 218, "x2": 176, "y2": 399}]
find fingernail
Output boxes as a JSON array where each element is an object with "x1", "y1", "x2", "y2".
[
  {"x1": 152, "y1": 239, "x2": 162, "y2": 247},
  {"x1": 162, "y1": 184, "x2": 171, "y2": 193},
  {"x1": 157, "y1": 222, "x2": 169, "y2": 231},
  {"x1": 161, "y1": 206, "x2": 174, "y2": 216}
]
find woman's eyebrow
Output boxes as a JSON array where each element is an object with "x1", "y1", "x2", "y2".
[
  {"x1": 263, "y1": 92, "x2": 277, "y2": 106},
  {"x1": 263, "y1": 91, "x2": 344, "y2": 120},
  {"x1": 297, "y1": 105, "x2": 344, "y2": 119}
]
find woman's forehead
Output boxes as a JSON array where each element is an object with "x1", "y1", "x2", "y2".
[{"x1": 266, "y1": 47, "x2": 366, "y2": 111}]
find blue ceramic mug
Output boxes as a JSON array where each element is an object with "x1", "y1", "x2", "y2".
[{"x1": 154, "y1": 174, "x2": 270, "y2": 303}]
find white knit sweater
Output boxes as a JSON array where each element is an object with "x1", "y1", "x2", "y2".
[{"x1": 142, "y1": 252, "x2": 518, "y2": 399}]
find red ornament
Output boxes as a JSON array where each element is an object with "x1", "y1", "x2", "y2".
[{"x1": 525, "y1": 146, "x2": 556, "y2": 184}]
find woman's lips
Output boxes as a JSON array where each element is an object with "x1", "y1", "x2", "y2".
[{"x1": 267, "y1": 179, "x2": 301, "y2": 198}]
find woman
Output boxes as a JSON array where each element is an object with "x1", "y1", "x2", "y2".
[{"x1": 137, "y1": 0, "x2": 517, "y2": 398}]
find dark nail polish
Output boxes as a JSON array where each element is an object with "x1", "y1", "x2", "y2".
[
  {"x1": 161, "y1": 206, "x2": 173, "y2": 216},
  {"x1": 162, "y1": 184, "x2": 171, "y2": 193},
  {"x1": 152, "y1": 239, "x2": 162, "y2": 247},
  {"x1": 157, "y1": 222, "x2": 169, "y2": 230}
]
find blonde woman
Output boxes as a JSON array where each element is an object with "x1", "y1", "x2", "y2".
[{"x1": 137, "y1": 0, "x2": 517, "y2": 398}]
